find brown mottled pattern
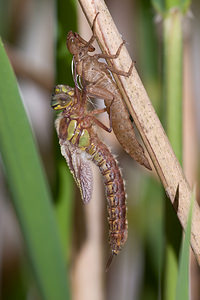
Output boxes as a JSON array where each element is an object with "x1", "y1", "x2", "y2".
[
  {"x1": 86, "y1": 137, "x2": 128, "y2": 255},
  {"x1": 53, "y1": 85, "x2": 128, "y2": 256},
  {"x1": 67, "y1": 28, "x2": 151, "y2": 170},
  {"x1": 89, "y1": 74, "x2": 151, "y2": 170},
  {"x1": 58, "y1": 113, "x2": 128, "y2": 255}
]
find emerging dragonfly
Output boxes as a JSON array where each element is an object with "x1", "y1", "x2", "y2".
[
  {"x1": 51, "y1": 85, "x2": 128, "y2": 267},
  {"x1": 67, "y1": 13, "x2": 151, "y2": 170}
]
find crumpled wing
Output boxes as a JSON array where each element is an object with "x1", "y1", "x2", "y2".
[{"x1": 60, "y1": 141, "x2": 93, "y2": 204}]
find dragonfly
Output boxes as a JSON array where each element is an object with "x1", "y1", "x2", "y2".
[
  {"x1": 51, "y1": 85, "x2": 128, "y2": 268},
  {"x1": 67, "y1": 12, "x2": 151, "y2": 170}
]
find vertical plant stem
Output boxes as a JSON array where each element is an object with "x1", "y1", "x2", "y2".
[
  {"x1": 175, "y1": 190, "x2": 195, "y2": 300},
  {"x1": 164, "y1": 10, "x2": 183, "y2": 162},
  {"x1": 163, "y1": 9, "x2": 183, "y2": 300}
]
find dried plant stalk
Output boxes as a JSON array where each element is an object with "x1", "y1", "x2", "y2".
[{"x1": 78, "y1": 0, "x2": 200, "y2": 265}]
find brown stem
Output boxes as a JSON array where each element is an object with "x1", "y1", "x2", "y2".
[{"x1": 78, "y1": 0, "x2": 200, "y2": 265}]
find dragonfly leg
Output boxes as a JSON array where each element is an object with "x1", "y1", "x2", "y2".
[
  {"x1": 92, "y1": 117, "x2": 112, "y2": 133},
  {"x1": 89, "y1": 106, "x2": 113, "y2": 132},
  {"x1": 84, "y1": 12, "x2": 100, "y2": 48},
  {"x1": 94, "y1": 40, "x2": 126, "y2": 60},
  {"x1": 106, "y1": 61, "x2": 134, "y2": 77}
]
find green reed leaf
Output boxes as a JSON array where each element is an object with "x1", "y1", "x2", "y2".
[{"x1": 0, "y1": 38, "x2": 69, "y2": 300}]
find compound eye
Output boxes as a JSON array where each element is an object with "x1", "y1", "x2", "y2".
[
  {"x1": 51, "y1": 94, "x2": 70, "y2": 110},
  {"x1": 60, "y1": 99, "x2": 68, "y2": 106}
]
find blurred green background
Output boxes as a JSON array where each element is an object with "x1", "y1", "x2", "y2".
[{"x1": 0, "y1": 0, "x2": 200, "y2": 299}]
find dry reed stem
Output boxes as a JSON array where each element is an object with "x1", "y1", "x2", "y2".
[{"x1": 78, "y1": 0, "x2": 200, "y2": 265}]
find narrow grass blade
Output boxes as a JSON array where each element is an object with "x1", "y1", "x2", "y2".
[
  {"x1": 175, "y1": 189, "x2": 195, "y2": 300},
  {"x1": 163, "y1": 9, "x2": 183, "y2": 300},
  {"x1": 0, "y1": 39, "x2": 69, "y2": 300},
  {"x1": 164, "y1": 10, "x2": 183, "y2": 162}
]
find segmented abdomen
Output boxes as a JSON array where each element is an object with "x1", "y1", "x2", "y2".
[
  {"x1": 86, "y1": 137, "x2": 128, "y2": 255},
  {"x1": 58, "y1": 114, "x2": 128, "y2": 255}
]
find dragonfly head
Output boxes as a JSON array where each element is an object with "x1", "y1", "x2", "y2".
[
  {"x1": 67, "y1": 31, "x2": 95, "y2": 56},
  {"x1": 51, "y1": 85, "x2": 75, "y2": 110}
]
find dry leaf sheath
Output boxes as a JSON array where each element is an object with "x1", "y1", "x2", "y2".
[{"x1": 78, "y1": 0, "x2": 200, "y2": 265}]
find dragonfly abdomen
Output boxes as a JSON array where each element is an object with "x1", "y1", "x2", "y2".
[
  {"x1": 86, "y1": 140, "x2": 128, "y2": 255},
  {"x1": 58, "y1": 113, "x2": 128, "y2": 255}
]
